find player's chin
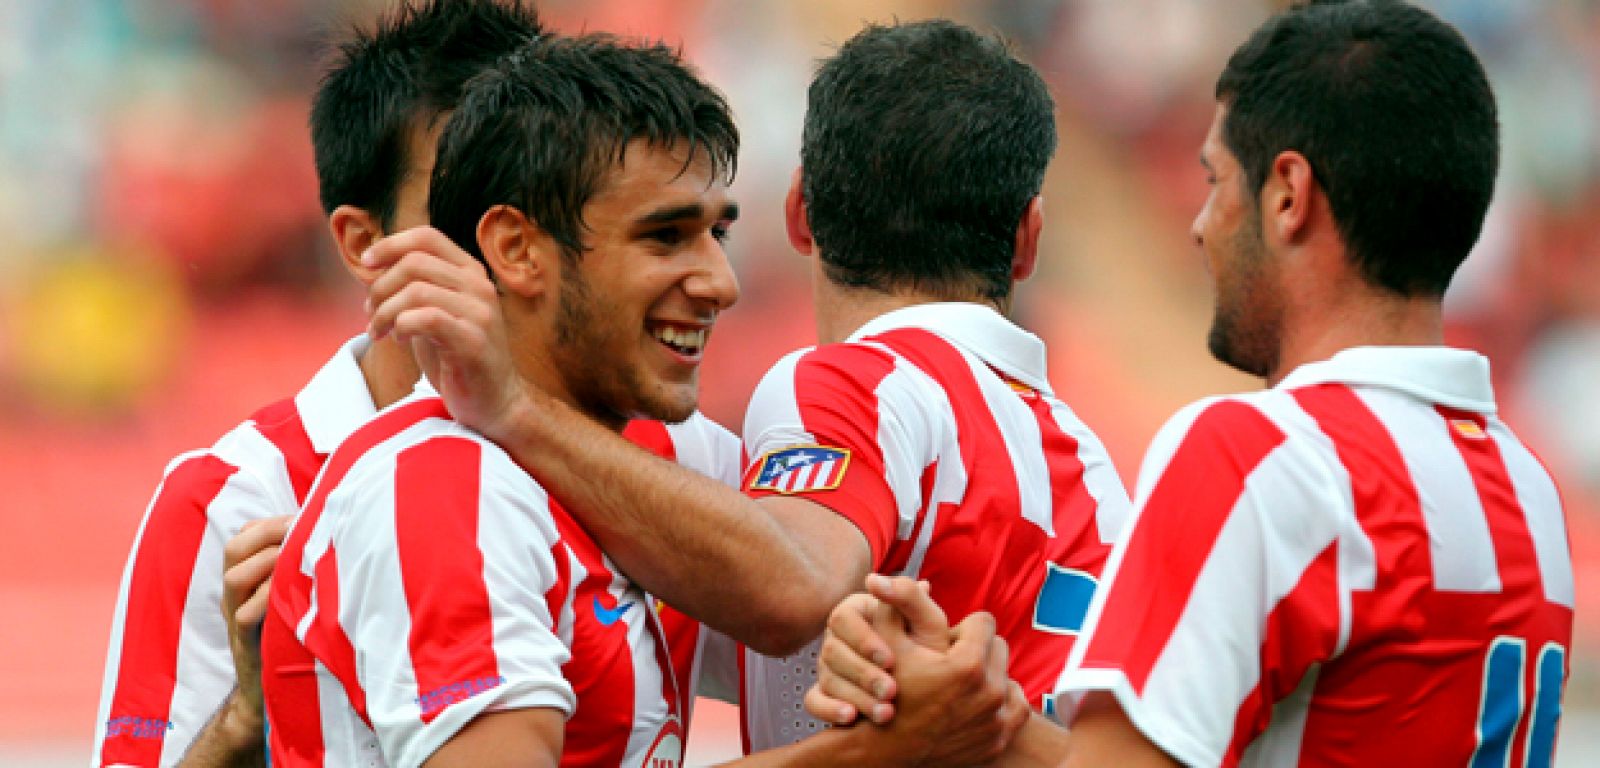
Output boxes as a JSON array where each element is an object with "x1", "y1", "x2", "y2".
[{"x1": 636, "y1": 377, "x2": 701, "y2": 424}]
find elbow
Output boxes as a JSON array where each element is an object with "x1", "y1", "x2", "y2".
[{"x1": 739, "y1": 587, "x2": 837, "y2": 657}]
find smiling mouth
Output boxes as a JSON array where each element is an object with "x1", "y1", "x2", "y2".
[{"x1": 649, "y1": 323, "x2": 709, "y2": 357}]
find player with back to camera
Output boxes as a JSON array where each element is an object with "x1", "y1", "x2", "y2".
[
  {"x1": 809, "y1": 1, "x2": 1576, "y2": 766},
  {"x1": 92, "y1": 3, "x2": 546, "y2": 766},
  {"x1": 361, "y1": 17, "x2": 1131, "y2": 765}
]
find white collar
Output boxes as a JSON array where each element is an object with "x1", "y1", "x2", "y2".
[
  {"x1": 293, "y1": 335, "x2": 381, "y2": 454},
  {"x1": 1277, "y1": 346, "x2": 1496, "y2": 414},
  {"x1": 849, "y1": 302, "x2": 1051, "y2": 393}
]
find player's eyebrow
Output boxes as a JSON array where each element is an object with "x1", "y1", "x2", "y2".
[
  {"x1": 1199, "y1": 153, "x2": 1213, "y2": 173},
  {"x1": 636, "y1": 200, "x2": 736, "y2": 225},
  {"x1": 638, "y1": 201, "x2": 740, "y2": 225}
]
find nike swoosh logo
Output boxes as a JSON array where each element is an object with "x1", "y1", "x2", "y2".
[{"x1": 593, "y1": 596, "x2": 635, "y2": 627}]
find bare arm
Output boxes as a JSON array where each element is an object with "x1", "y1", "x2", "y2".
[
  {"x1": 177, "y1": 515, "x2": 291, "y2": 768},
  {"x1": 422, "y1": 709, "x2": 564, "y2": 768},
  {"x1": 1061, "y1": 693, "x2": 1180, "y2": 768},
  {"x1": 363, "y1": 228, "x2": 868, "y2": 655}
]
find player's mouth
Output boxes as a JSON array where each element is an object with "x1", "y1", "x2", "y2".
[{"x1": 647, "y1": 321, "x2": 710, "y2": 362}]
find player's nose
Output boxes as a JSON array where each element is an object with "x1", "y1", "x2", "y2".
[{"x1": 685, "y1": 234, "x2": 740, "y2": 312}]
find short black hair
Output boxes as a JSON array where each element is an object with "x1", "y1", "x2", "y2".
[
  {"x1": 801, "y1": 20, "x2": 1056, "y2": 302},
  {"x1": 1216, "y1": 0, "x2": 1498, "y2": 296},
  {"x1": 428, "y1": 34, "x2": 738, "y2": 265},
  {"x1": 309, "y1": 0, "x2": 544, "y2": 228}
]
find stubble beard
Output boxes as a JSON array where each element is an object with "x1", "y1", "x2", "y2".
[
  {"x1": 552, "y1": 267, "x2": 697, "y2": 426},
  {"x1": 1206, "y1": 211, "x2": 1283, "y2": 380}
]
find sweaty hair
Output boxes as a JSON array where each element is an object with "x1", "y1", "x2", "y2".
[
  {"x1": 1216, "y1": 0, "x2": 1498, "y2": 296},
  {"x1": 428, "y1": 34, "x2": 738, "y2": 265},
  {"x1": 801, "y1": 20, "x2": 1056, "y2": 302},
  {"x1": 309, "y1": 0, "x2": 544, "y2": 228}
]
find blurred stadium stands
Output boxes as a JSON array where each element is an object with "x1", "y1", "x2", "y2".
[{"x1": 1, "y1": 1, "x2": 1595, "y2": 764}]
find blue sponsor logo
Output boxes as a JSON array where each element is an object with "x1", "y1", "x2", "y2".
[
  {"x1": 105, "y1": 716, "x2": 174, "y2": 739},
  {"x1": 416, "y1": 675, "x2": 506, "y2": 717},
  {"x1": 593, "y1": 596, "x2": 635, "y2": 627},
  {"x1": 1033, "y1": 563, "x2": 1098, "y2": 635}
]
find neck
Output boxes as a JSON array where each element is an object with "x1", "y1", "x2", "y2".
[
  {"x1": 1267, "y1": 286, "x2": 1444, "y2": 386},
  {"x1": 357, "y1": 334, "x2": 423, "y2": 410},
  {"x1": 813, "y1": 280, "x2": 1001, "y2": 345}
]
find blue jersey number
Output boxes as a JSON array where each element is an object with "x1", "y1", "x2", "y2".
[{"x1": 1470, "y1": 636, "x2": 1565, "y2": 768}]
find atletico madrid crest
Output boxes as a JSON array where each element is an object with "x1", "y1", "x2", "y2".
[{"x1": 749, "y1": 445, "x2": 851, "y2": 494}]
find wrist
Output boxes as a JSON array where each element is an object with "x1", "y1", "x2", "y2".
[{"x1": 219, "y1": 690, "x2": 265, "y2": 751}]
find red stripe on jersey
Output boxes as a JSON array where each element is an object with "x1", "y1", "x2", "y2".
[
  {"x1": 311, "y1": 545, "x2": 370, "y2": 726},
  {"x1": 1019, "y1": 386, "x2": 1106, "y2": 573},
  {"x1": 879, "y1": 460, "x2": 939, "y2": 576},
  {"x1": 1080, "y1": 400, "x2": 1284, "y2": 694},
  {"x1": 1438, "y1": 407, "x2": 1543, "y2": 597},
  {"x1": 262, "y1": 602, "x2": 324, "y2": 766},
  {"x1": 394, "y1": 437, "x2": 501, "y2": 724},
  {"x1": 250, "y1": 398, "x2": 321, "y2": 503},
  {"x1": 624, "y1": 415, "x2": 701, "y2": 719},
  {"x1": 100, "y1": 455, "x2": 235, "y2": 767},
  {"x1": 1223, "y1": 543, "x2": 1342, "y2": 765},
  {"x1": 750, "y1": 344, "x2": 899, "y2": 562},
  {"x1": 550, "y1": 509, "x2": 635, "y2": 768},
  {"x1": 624, "y1": 419, "x2": 677, "y2": 461},
  {"x1": 1295, "y1": 384, "x2": 1434, "y2": 590}
]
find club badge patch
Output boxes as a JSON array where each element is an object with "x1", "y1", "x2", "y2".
[{"x1": 748, "y1": 445, "x2": 851, "y2": 494}]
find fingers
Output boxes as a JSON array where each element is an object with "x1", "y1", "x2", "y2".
[
  {"x1": 828, "y1": 592, "x2": 895, "y2": 671},
  {"x1": 803, "y1": 683, "x2": 858, "y2": 727},
  {"x1": 370, "y1": 266, "x2": 497, "y2": 344},
  {"x1": 223, "y1": 515, "x2": 290, "y2": 570},
  {"x1": 817, "y1": 633, "x2": 896, "y2": 723},
  {"x1": 866, "y1": 573, "x2": 950, "y2": 650},
  {"x1": 235, "y1": 575, "x2": 274, "y2": 631},
  {"x1": 223, "y1": 545, "x2": 280, "y2": 627},
  {"x1": 358, "y1": 226, "x2": 480, "y2": 272},
  {"x1": 946, "y1": 610, "x2": 999, "y2": 671}
]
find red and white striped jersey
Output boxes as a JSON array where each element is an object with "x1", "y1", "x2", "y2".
[
  {"x1": 1056, "y1": 347, "x2": 1575, "y2": 767},
  {"x1": 736, "y1": 302, "x2": 1131, "y2": 750},
  {"x1": 260, "y1": 382, "x2": 740, "y2": 768},
  {"x1": 95, "y1": 336, "x2": 378, "y2": 767}
]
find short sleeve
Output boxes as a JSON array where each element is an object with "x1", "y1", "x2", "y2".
[
  {"x1": 328, "y1": 436, "x2": 575, "y2": 768},
  {"x1": 1055, "y1": 397, "x2": 1346, "y2": 767},
  {"x1": 741, "y1": 346, "x2": 929, "y2": 565}
]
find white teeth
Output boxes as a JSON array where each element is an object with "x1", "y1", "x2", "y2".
[{"x1": 652, "y1": 326, "x2": 707, "y2": 353}]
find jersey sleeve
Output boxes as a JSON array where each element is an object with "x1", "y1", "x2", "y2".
[
  {"x1": 327, "y1": 435, "x2": 575, "y2": 768},
  {"x1": 94, "y1": 451, "x2": 281, "y2": 768},
  {"x1": 740, "y1": 346, "x2": 930, "y2": 565},
  {"x1": 1054, "y1": 397, "x2": 1347, "y2": 767}
]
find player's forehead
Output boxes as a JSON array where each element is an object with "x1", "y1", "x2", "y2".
[
  {"x1": 1200, "y1": 104, "x2": 1235, "y2": 172},
  {"x1": 587, "y1": 139, "x2": 735, "y2": 223}
]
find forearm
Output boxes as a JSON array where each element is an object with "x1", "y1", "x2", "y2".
[
  {"x1": 176, "y1": 689, "x2": 264, "y2": 768},
  {"x1": 492, "y1": 394, "x2": 845, "y2": 654},
  {"x1": 993, "y1": 711, "x2": 1072, "y2": 768},
  {"x1": 717, "y1": 724, "x2": 907, "y2": 768}
]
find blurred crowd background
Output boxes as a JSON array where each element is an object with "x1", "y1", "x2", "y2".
[{"x1": 2, "y1": 0, "x2": 1596, "y2": 764}]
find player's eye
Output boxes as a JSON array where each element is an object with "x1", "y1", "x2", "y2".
[
  {"x1": 711, "y1": 221, "x2": 733, "y2": 244},
  {"x1": 646, "y1": 227, "x2": 685, "y2": 246}
]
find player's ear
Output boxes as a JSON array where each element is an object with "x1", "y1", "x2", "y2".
[
  {"x1": 784, "y1": 167, "x2": 815, "y2": 257},
  {"x1": 478, "y1": 205, "x2": 552, "y2": 298},
  {"x1": 1011, "y1": 195, "x2": 1043, "y2": 282},
  {"x1": 330, "y1": 205, "x2": 386, "y2": 285},
  {"x1": 1264, "y1": 150, "x2": 1314, "y2": 245}
]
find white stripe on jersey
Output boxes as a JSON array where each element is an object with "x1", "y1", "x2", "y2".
[
  {"x1": 1491, "y1": 422, "x2": 1575, "y2": 607},
  {"x1": 1359, "y1": 387, "x2": 1503, "y2": 593}
]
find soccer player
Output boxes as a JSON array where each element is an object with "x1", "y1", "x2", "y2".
[
  {"x1": 362, "y1": 18, "x2": 1129, "y2": 760},
  {"x1": 256, "y1": 33, "x2": 749, "y2": 767},
  {"x1": 809, "y1": 1, "x2": 1576, "y2": 765},
  {"x1": 91, "y1": 3, "x2": 550, "y2": 766}
]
